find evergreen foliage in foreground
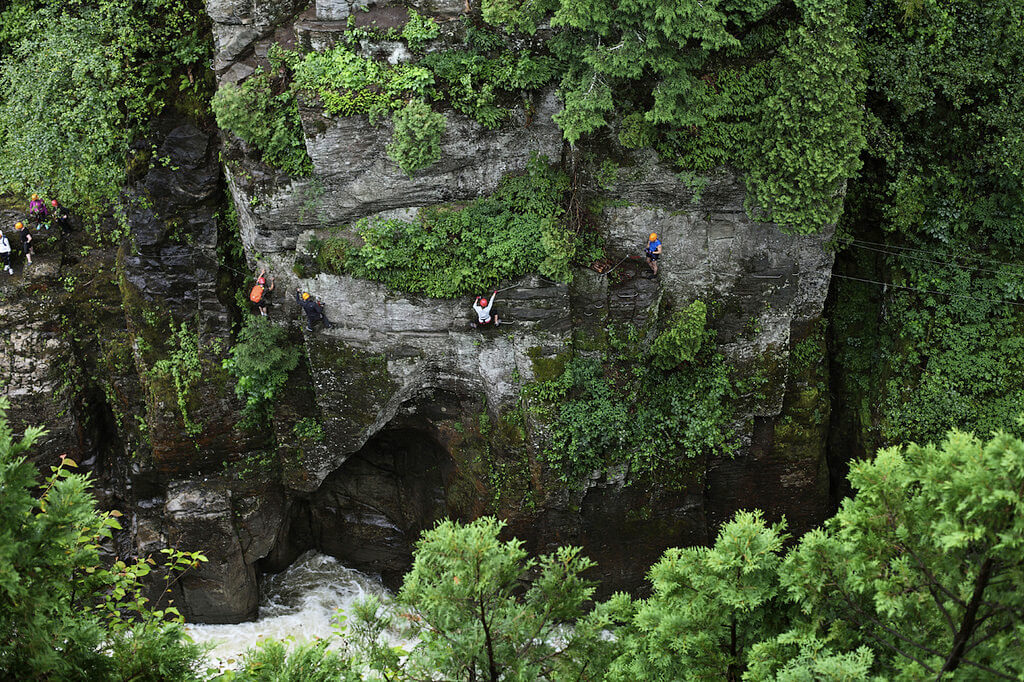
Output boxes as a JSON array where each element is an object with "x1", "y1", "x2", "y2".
[
  {"x1": 244, "y1": 428, "x2": 1024, "y2": 681},
  {"x1": 0, "y1": 398, "x2": 209, "y2": 680},
  {"x1": 3, "y1": 397, "x2": 1022, "y2": 679}
]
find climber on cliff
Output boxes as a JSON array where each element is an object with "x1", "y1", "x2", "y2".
[
  {"x1": 250, "y1": 269, "x2": 275, "y2": 316},
  {"x1": 644, "y1": 232, "x2": 662, "y2": 279},
  {"x1": 295, "y1": 289, "x2": 334, "y2": 332},
  {"x1": 471, "y1": 291, "x2": 501, "y2": 328},
  {"x1": 0, "y1": 230, "x2": 13, "y2": 275},
  {"x1": 50, "y1": 199, "x2": 71, "y2": 233},
  {"x1": 14, "y1": 222, "x2": 32, "y2": 268},
  {"x1": 28, "y1": 194, "x2": 47, "y2": 224}
]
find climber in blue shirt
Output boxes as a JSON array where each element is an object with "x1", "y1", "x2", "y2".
[{"x1": 645, "y1": 233, "x2": 662, "y2": 279}]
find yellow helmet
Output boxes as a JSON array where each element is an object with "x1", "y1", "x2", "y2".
[
  {"x1": 30, "y1": 194, "x2": 38, "y2": 201},
  {"x1": 649, "y1": 233, "x2": 658, "y2": 241},
  {"x1": 15, "y1": 222, "x2": 23, "y2": 230},
  {"x1": 301, "y1": 292, "x2": 311, "y2": 301}
]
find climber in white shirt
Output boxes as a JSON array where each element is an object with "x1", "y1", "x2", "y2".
[{"x1": 472, "y1": 290, "x2": 501, "y2": 327}]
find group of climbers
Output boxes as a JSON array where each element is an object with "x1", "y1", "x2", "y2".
[
  {"x1": 3, "y1": 194, "x2": 72, "y2": 276},
  {"x1": 246, "y1": 266, "x2": 334, "y2": 332},
  {"x1": 243, "y1": 231, "x2": 663, "y2": 332}
]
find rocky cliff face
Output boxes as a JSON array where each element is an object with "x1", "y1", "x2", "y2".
[{"x1": 0, "y1": 0, "x2": 833, "y2": 623}]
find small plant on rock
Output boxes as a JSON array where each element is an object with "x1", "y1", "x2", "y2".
[
  {"x1": 223, "y1": 316, "x2": 301, "y2": 425},
  {"x1": 387, "y1": 99, "x2": 446, "y2": 175},
  {"x1": 651, "y1": 300, "x2": 707, "y2": 369}
]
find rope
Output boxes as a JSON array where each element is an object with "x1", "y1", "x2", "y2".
[
  {"x1": 840, "y1": 238, "x2": 1024, "y2": 272},
  {"x1": 831, "y1": 272, "x2": 1024, "y2": 308},
  {"x1": 841, "y1": 240, "x2": 1019, "y2": 277}
]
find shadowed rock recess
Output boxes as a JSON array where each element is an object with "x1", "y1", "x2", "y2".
[{"x1": 0, "y1": 0, "x2": 833, "y2": 622}]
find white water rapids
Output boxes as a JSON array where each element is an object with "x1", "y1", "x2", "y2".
[{"x1": 185, "y1": 551, "x2": 392, "y2": 671}]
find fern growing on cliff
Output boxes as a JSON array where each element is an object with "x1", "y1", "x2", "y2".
[
  {"x1": 223, "y1": 316, "x2": 301, "y2": 425},
  {"x1": 387, "y1": 99, "x2": 446, "y2": 175}
]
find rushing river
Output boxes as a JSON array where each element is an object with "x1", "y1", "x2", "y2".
[{"x1": 186, "y1": 551, "x2": 391, "y2": 671}]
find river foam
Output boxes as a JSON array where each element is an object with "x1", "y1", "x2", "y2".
[{"x1": 185, "y1": 551, "x2": 389, "y2": 670}]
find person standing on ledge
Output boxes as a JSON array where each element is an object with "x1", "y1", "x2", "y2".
[
  {"x1": 295, "y1": 289, "x2": 334, "y2": 332},
  {"x1": 644, "y1": 232, "x2": 662, "y2": 279},
  {"x1": 51, "y1": 199, "x2": 71, "y2": 232},
  {"x1": 0, "y1": 230, "x2": 13, "y2": 275},
  {"x1": 28, "y1": 194, "x2": 47, "y2": 224},
  {"x1": 15, "y1": 222, "x2": 32, "y2": 268}
]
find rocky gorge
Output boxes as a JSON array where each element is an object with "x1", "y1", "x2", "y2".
[{"x1": 1, "y1": 0, "x2": 837, "y2": 624}]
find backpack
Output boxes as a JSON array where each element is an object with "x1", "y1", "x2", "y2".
[{"x1": 249, "y1": 284, "x2": 264, "y2": 303}]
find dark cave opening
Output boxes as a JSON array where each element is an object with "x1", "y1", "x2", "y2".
[{"x1": 263, "y1": 424, "x2": 456, "y2": 589}]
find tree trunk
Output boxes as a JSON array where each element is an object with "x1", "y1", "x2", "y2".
[
  {"x1": 479, "y1": 600, "x2": 499, "y2": 682},
  {"x1": 940, "y1": 557, "x2": 994, "y2": 676}
]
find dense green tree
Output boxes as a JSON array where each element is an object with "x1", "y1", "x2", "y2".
[
  {"x1": 605, "y1": 511, "x2": 789, "y2": 681},
  {"x1": 777, "y1": 431, "x2": 1024, "y2": 679},
  {"x1": 345, "y1": 517, "x2": 614, "y2": 681},
  {"x1": 222, "y1": 315, "x2": 302, "y2": 425},
  {"x1": 830, "y1": 0, "x2": 1024, "y2": 450},
  {"x1": 387, "y1": 98, "x2": 447, "y2": 175},
  {"x1": 228, "y1": 639, "x2": 358, "y2": 682},
  {"x1": 0, "y1": 397, "x2": 208, "y2": 680}
]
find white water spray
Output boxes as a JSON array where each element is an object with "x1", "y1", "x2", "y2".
[{"x1": 186, "y1": 551, "x2": 390, "y2": 670}]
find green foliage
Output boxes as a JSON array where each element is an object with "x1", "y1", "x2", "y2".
[
  {"x1": 401, "y1": 10, "x2": 440, "y2": 48},
  {"x1": 0, "y1": 0, "x2": 209, "y2": 218},
  {"x1": 211, "y1": 74, "x2": 312, "y2": 176},
  {"x1": 0, "y1": 398, "x2": 208, "y2": 680},
  {"x1": 745, "y1": 634, "x2": 880, "y2": 682},
  {"x1": 387, "y1": 98, "x2": 446, "y2": 175},
  {"x1": 607, "y1": 510, "x2": 789, "y2": 680},
  {"x1": 830, "y1": 0, "x2": 1024, "y2": 454},
  {"x1": 777, "y1": 430, "x2": 1024, "y2": 679},
  {"x1": 420, "y1": 48, "x2": 559, "y2": 129},
  {"x1": 859, "y1": 0, "x2": 1024, "y2": 245},
  {"x1": 222, "y1": 316, "x2": 301, "y2": 424},
  {"x1": 651, "y1": 300, "x2": 707, "y2": 369},
  {"x1": 482, "y1": 0, "x2": 560, "y2": 34},
  {"x1": 150, "y1": 321, "x2": 203, "y2": 435},
  {"x1": 341, "y1": 157, "x2": 574, "y2": 297},
  {"x1": 292, "y1": 416, "x2": 324, "y2": 443},
  {"x1": 291, "y1": 45, "x2": 433, "y2": 119},
  {"x1": 745, "y1": 0, "x2": 866, "y2": 233},
  {"x1": 230, "y1": 639, "x2": 357, "y2": 681},
  {"x1": 345, "y1": 517, "x2": 614, "y2": 681},
  {"x1": 541, "y1": 0, "x2": 864, "y2": 232},
  {"x1": 526, "y1": 324, "x2": 737, "y2": 483}
]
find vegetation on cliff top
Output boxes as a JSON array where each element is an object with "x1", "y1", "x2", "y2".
[{"x1": 213, "y1": 0, "x2": 863, "y2": 234}]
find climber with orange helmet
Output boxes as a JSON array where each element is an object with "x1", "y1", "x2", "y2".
[
  {"x1": 28, "y1": 194, "x2": 47, "y2": 224},
  {"x1": 644, "y1": 232, "x2": 662, "y2": 279},
  {"x1": 14, "y1": 221, "x2": 33, "y2": 267},
  {"x1": 472, "y1": 291, "x2": 501, "y2": 327},
  {"x1": 295, "y1": 288, "x2": 334, "y2": 332}
]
